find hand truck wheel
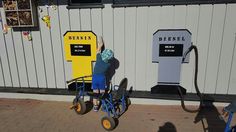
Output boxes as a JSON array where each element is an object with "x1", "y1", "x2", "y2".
[
  {"x1": 101, "y1": 116, "x2": 116, "y2": 131},
  {"x1": 73, "y1": 98, "x2": 86, "y2": 115}
]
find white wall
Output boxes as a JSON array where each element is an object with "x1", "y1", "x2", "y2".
[{"x1": 0, "y1": 1, "x2": 236, "y2": 94}]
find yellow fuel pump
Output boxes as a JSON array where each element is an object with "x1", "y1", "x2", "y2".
[{"x1": 64, "y1": 31, "x2": 97, "y2": 82}]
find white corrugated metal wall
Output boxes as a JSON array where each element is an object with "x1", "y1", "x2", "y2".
[{"x1": 0, "y1": 1, "x2": 236, "y2": 95}]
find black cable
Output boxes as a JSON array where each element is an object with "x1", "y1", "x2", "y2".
[{"x1": 178, "y1": 45, "x2": 203, "y2": 113}]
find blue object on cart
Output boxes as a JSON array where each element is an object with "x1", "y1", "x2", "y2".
[{"x1": 224, "y1": 101, "x2": 236, "y2": 132}]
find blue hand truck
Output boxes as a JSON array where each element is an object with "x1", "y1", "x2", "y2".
[{"x1": 67, "y1": 76, "x2": 131, "y2": 131}]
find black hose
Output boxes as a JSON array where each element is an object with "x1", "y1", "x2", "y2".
[{"x1": 178, "y1": 45, "x2": 203, "y2": 113}]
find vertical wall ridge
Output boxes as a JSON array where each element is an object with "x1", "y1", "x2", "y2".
[
  {"x1": 227, "y1": 34, "x2": 236, "y2": 93},
  {"x1": 203, "y1": 5, "x2": 214, "y2": 93},
  {"x1": 215, "y1": 4, "x2": 228, "y2": 94},
  {"x1": 57, "y1": 0, "x2": 67, "y2": 89},
  {"x1": 20, "y1": 32, "x2": 30, "y2": 87},
  {"x1": 10, "y1": 30, "x2": 20, "y2": 87}
]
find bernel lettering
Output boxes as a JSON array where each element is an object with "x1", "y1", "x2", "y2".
[{"x1": 68, "y1": 36, "x2": 91, "y2": 40}]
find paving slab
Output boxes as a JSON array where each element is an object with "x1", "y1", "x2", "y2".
[{"x1": 0, "y1": 98, "x2": 235, "y2": 132}]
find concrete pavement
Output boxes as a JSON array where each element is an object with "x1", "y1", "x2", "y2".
[{"x1": 0, "y1": 98, "x2": 234, "y2": 132}]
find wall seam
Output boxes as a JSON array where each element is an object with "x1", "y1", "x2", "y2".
[
  {"x1": 39, "y1": 15, "x2": 48, "y2": 88},
  {"x1": 4, "y1": 39, "x2": 13, "y2": 87},
  {"x1": 191, "y1": 5, "x2": 201, "y2": 93},
  {"x1": 68, "y1": 10, "x2": 71, "y2": 30},
  {"x1": 124, "y1": 7, "x2": 126, "y2": 78},
  {"x1": 1, "y1": 17, "x2": 13, "y2": 87},
  {"x1": 31, "y1": 31, "x2": 39, "y2": 88},
  {"x1": 215, "y1": 4, "x2": 227, "y2": 94},
  {"x1": 10, "y1": 30, "x2": 21, "y2": 87},
  {"x1": 101, "y1": 8, "x2": 104, "y2": 37},
  {"x1": 227, "y1": 34, "x2": 236, "y2": 94},
  {"x1": 112, "y1": 7, "x2": 115, "y2": 84},
  {"x1": 47, "y1": 8, "x2": 57, "y2": 88},
  {"x1": 173, "y1": 5, "x2": 175, "y2": 28},
  {"x1": 145, "y1": 7, "x2": 149, "y2": 90},
  {"x1": 0, "y1": 56, "x2": 6, "y2": 87},
  {"x1": 203, "y1": 5, "x2": 214, "y2": 93},
  {"x1": 0, "y1": 12, "x2": 6, "y2": 86},
  {"x1": 134, "y1": 7, "x2": 137, "y2": 90},
  {"x1": 20, "y1": 32, "x2": 30, "y2": 87},
  {"x1": 90, "y1": 9, "x2": 93, "y2": 30},
  {"x1": 57, "y1": 0, "x2": 67, "y2": 89},
  {"x1": 79, "y1": 9, "x2": 82, "y2": 30},
  {"x1": 184, "y1": 5, "x2": 188, "y2": 29}
]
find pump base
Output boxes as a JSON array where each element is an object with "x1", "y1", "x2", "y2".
[{"x1": 151, "y1": 85, "x2": 186, "y2": 95}]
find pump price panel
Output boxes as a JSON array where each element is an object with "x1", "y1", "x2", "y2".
[
  {"x1": 64, "y1": 31, "x2": 97, "y2": 82},
  {"x1": 159, "y1": 44, "x2": 183, "y2": 57},
  {"x1": 70, "y1": 44, "x2": 91, "y2": 56}
]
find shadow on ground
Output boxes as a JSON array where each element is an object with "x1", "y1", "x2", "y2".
[
  {"x1": 194, "y1": 101, "x2": 226, "y2": 132},
  {"x1": 157, "y1": 122, "x2": 177, "y2": 132}
]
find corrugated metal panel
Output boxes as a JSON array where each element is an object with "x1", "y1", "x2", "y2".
[
  {"x1": 31, "y1": 30, "x2": 47, "y2": 88},
  {"x1": 228, "y1": 33, "x2": 236, "y2": 94},
  {"x1": 69, "y1": 9, "x2": 81, "y2": 30},
  {"x1": 0, "y1": 9, "x2": 13, "y2": 87},
  {"x1": 49, "y1": 1, "x2": 66, "y2": 89},
  {"x1": 0, "y1": 56, "x2": 4, "y2": 86},
  {"x1": 204, "y1": 4, "x2": 226, "y2": 94},
  {"x1": 80, "y1": 9, "x2": 92, "y2": 30},
  {"x1": 0, "y1": 8, "x2": 20, "y2": 87},
  {"x1": 39, "y1": 4, "x2": 56, "y2": 88},
  {"x1": 102, "y1": 4, "x2": 115, "y2": 85},
  {"x1": 102, "y1": 4, "x2": 114, "y2": 50},
  {"x1": 195, "y1": 5, "x2": 213, "y2": 93},
  {"x1": 12, "y1": 30, "x2": 29, "y2": 88},
  {"x1": 124, "y1": 7, "x2": 136, "y2": 90},
  {"x1": 216, "y1": 4, "x2": 236, "y2": 94},
  {"x1": 91, "y1": 8, "x2": 103, "y2": 36},
  {"x1": 135, "y1": 7, "x2": 148, "y2": 91},
  {"x1": 0, "y1": 3, "x2": 236, "y2": 95},
  {"x1": 114, "y1": 8, "x2": 125, "y2": 86},
  {"x1": 58, "y1": 1, "x2": 72, "y2": 87},
  {"x1": 23, "y1": 31, "x2": 38, "y2": 88}
]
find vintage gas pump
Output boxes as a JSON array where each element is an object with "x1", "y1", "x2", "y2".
[
  {"x1": 152, "y1": 29, "x2": 203, "y2": 112},
  {"x1": 64, "y1": 31, "x2": 97, "y2": 89}
]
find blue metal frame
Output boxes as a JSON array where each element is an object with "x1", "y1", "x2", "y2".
[
  {"x1": 74, "y1": 77, "x2": 86, "y2": 100},
  {"x1": 100, "y1": 87, "x2": 128, "y2": 118},
  {"x1": 91, "y1": 81, "x2": 129, "y2": 118},
  {"x1": 224, "y1": 112, "x2": 235, "y2": 132},
  {"x1": 71, "y1": 76, "x2": 129, "y2": 118}
]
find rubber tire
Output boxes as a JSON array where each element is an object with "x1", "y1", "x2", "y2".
[
  {"x1": 73, "y1": 98, "x2": 86, "y2": 115},
  {"x1": 101, "y1": 116, "x2": 116, "y2": 131}
]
